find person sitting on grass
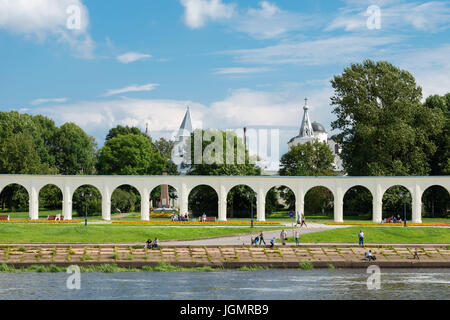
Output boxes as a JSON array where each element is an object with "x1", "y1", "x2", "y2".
[
  {"x1": 365, "y1": 250, "x2": 376, "y2": 261},
  {"x1": 269, "y1": 237, "x2": 276, "y2": 248},
  {"x1": 413, "y1": 248, "x2": 420, "y2": 260},
  {"x1": 152, "y1": 238, "x2": 159, "y2": 249},
  {"x1": 145, "y1": 238, "x2": 153, "y2": 249}
]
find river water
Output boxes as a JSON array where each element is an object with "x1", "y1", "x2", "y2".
[{"x1": 0, "y1": 269, "x2": 448, "y2": 300}]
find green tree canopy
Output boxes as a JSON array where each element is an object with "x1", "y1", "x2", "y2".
[
  {"x1": 279, "y1": 141, "x2": 335, "y2": 176},
  {"x1": 96, "y1": 133, "x2": 169, "y2": 175},
  {"x1": 53, "y1": 123, "x2": 97, "y2": 175},
  {"x1": 330, "y1": 60, "x2": 444, "y2": 176}
]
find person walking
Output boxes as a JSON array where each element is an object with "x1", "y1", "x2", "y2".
[
  {"x1": 358, "y1": 230, "x2": 364, "y2": 247},
  {"x1": 299, "y1": 213, "x2": 307, "y2": 227},
  {"x1": 259, "y1": 231, "x2": 266, "y2": 246},
  {"x1": 280, "y1": 229, "x2": 288, "y2": 246},
  {"x1": 294, "y1": 229, "x2": 300, "y2": 246}
]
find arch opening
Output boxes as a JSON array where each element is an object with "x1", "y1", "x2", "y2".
[
  {"x1": 343, "y1": 186, "x2": 373, "y2": 221},
  {"x1": 0, "y1": 183, "x2": 29, "y2": 219},
  {"x1": 188, "y1": 185, "x2": 218, "y2": 218},
  {"x1": 421, "y1": 185, "x2": 449, "y2": 219},
  {"x1": 304, "y1": 186, "x2": 334, "y2": 219},
  {"x1": 39, "y1": 184, "x2": 63, "y2": 218},
  {"x1": 265, "y1": 185, "x2": 295, "y2": 219},
  {"x1": 111, "y1": 184, "x2": 141, "y2": 216},
  {"x1": 226, "y1": 184, "x2": 256, "y2": 219},
  {"x1": 72, "y1": 185, "x2": 102, "y2": 218},
  {"x1": 382, "y1": 185, "x2": 411, "y2": 222},
  {"x1": 150, "y1": 184, "x2": 178, "y2": 213}
]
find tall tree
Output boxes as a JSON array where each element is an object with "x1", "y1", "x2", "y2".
[
  {"x1": 330, "y1": 60, "x2": 444, "y2": 176},
  {"x1": 96, "y1": 133, "x2": 169, "y2": 175},
  {"x1": 53, "y1": 123, "x2": 97, "y2": 175}
]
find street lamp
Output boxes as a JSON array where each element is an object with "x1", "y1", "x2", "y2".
[
  {"x1": 248, "y1": 191, "x2": 254, "y2": 228},
  {"x1": 399, "y1": 191, "x2": 407, "y2": 227}
]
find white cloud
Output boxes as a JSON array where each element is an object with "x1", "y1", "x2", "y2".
[
  {"x1": 224, "y1": 35, "x2": 401, "y2": 66},
  {"x1": 30, "y1": 97, "x2": 68, "y2": 106},
  {"x1": 102, "y1": 84, "x2": 159, "y2": 97},
  {"x1": 213, "y1": 67, "x2": 271, "y2": 75},
  {"x1": 117, "y1": 52, "x2": 152, "y2": 64},
  {"x1": 233, "y1": 1, "x2": 321, "y2": 39},
  {"x1": 0, "y1": 0, "x2": 94, "y2": 58},
  {"x1": 180, "y1": 0, "x2": 235, "y2": 29}
]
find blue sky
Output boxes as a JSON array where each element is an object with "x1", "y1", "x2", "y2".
[{"x1": 1, "y1": 0, "x2": 449, "y2": 159}]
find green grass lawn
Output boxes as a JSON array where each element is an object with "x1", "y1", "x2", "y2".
[
  {"x1": 288, "y1": 226, "x2": 450, "y2": 244},
  {"x1": 0, "y1": 224, "x2": 285, "y2": 243}
]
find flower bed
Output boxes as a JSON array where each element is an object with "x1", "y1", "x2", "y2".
[
  {"x1": 325, "y1": 222, "x2": 450, "y2": 227},
  {"x1": 112, "y1": 220, "x2": 281, "y2": 225},
  {"x1": 0, "y1": 220, "x2": 81, "y2": 224}
]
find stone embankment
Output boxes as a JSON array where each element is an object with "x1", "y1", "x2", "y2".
[{"x1": 1, "y1": 244, "x2": 449, "y2": 269}]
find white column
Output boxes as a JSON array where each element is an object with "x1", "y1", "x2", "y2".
[
  {"x1": 295, "y1": 187, "x2": 304, "y2": 222},
  {"x1": 62, "y1": 184, "x2": 72, "y2": 220},
  {"x1": 218, "y1": 184, "x2": 227, "y2": 221},
  {"x1": 333, "y1": 187, "x2": 344, "y2": 223},
  {"x1": 412, "y1": 184, "x2": 422, "y2": 223},
  {"x1": 256, "y1": 187, "x2": 265, "y2": 221},
  {"x1": 29, "y1": 186, "x2": 39, "y2": 220},
  {"x1": 140, "y1": 188, "x2": 150, "y2": 221},
  {"x1": 372, "y1": 184, "x2": 383, "y2": 223},
  {"x1": 102, "y1": 185, "x2": 111, "y2": 221},
  {"x1": 180, "y1": 183, "x2": 188, "y2": 216}
]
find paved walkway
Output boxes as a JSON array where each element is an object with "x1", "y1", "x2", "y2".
[{"x1": 161, "y1": 222, "x2": 344, "y2": 246}]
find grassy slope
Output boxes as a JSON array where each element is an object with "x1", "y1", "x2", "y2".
[
  {"x1": 0, "y1": 224, "x2": 283, "y2": 243},
  {"x1": 291, "y1": 226, "x2": 450, "y2": 244}
]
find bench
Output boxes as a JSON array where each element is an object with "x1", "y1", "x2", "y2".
[
  {"x1": 47, "y1": 215, "x2": 64, "y2": 221},
  {"x1": 202, "y1": 217, "x2": 216, "y2": 222},
  {"x1": 0, "y1": 215, "x2": 9, "y2": 221}
]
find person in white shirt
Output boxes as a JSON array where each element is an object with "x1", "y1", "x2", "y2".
[
  {"x1": 358, "y1": 230, "x2": 364, "y2": 247},
  {"x1": 294, "y1": 229, "x2": 300, "y2": 246},
  {"x1": 280, "y1": 229, "x2": 288, "y2": 245}
]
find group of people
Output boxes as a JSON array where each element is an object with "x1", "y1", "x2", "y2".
[
  {"x1": 171, "y1": 213, "x2": 189, "y2": 222},
  {"x1": 144, "y1": 238, "x2": 159, "y2": 249},
  {"x1": 251, "y1": 229, "x2": 300, "y2": 248},
  {"x1": 383, "y1": 215, "x2": 403, "y2": 223}
]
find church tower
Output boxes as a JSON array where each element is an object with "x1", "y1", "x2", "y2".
[{"x1": 172, "y1": 106, "x2": 193, "y2": 174}]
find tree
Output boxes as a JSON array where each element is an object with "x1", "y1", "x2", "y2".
[
  {"x1": 105, "y1": 125, "x2": 145, "y2": 142},
  {"x1": 424, "y1": 93, "x2": 450, "y2": 175},
  {"x1": 279, "y1": 141, "x2": 335, "y2": 213},
  {"x1": 330, "y1": 60, "x2": 444, "y2": 176},
  {"x1": 279, "y1": 141, "x2": 335, "y2": 176},
  {"x1": 53, "y1": 123, "x2": 97, "y2": 175},
  {"x1": 96, "y1": 134, "x2": 169, "y2": 175}
]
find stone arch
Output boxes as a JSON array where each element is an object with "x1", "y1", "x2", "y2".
[
  {"x1": 72, "y1": 184, "x2": 103, "y2": 218},
  {"x1": 265, "y1": 184, "x2": 295, "y2": 218},
  {"x1": 150, "y1": 184, "x2": 179, "y2": 210},
  {"x1": 382, "y1": 185, "x2": 411, "y2": 221},
  {"x1": 0, "y1": 183, "x2": 30, "y2": 218},
  {"x1": 111, "y1": 184, "x2": 142, "y2": 215},
  {"x1": 343, "y1": 185, "x2": 373, "y2": 220},
  {"x1": 188, "y1": 184, "x2": 218, "y2": 218},
  {"x1": 421, "y1": 185, "x2": 450, "y2": 219},
  {"x1": 226, "y1": 184, "x2": 256, "y2": 219},
  {"x1": 38, "y1": 183, "x2": 63, "y2": 216},
  {"x1": 303, "y1": 185, "x2": 334, "y2": 218}
]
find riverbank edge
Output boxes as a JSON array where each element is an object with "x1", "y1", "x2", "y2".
[{"x1": 2, "y1": 260, "x2": 449, "y2": 270}]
